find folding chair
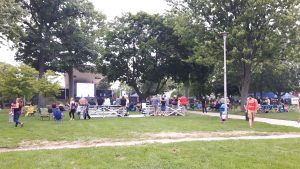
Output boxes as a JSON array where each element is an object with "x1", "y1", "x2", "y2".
[
  {"x1": 25, "y1": 106, "x2": 37, "y2": 117},
  {"x1": 165, "y1": 106, "x2": 185, "y2": 116},
  {"x1": 39, "y1": 108, "x2": 50, "y2": 120}
]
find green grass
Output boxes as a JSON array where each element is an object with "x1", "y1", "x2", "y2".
[
  {"x1": 229, "y1": 109, "x2": 299, "y2": 121},
  {"x1": 0, "y1": 138, "x2": 300, "y2": 169},
  {"x1": 1, "y1": 109, "x2": 300, "y2": 148}
]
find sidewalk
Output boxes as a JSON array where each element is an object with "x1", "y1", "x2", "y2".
[{"x1": 190, "y1": 111, "x2": 300, "y2": 128}]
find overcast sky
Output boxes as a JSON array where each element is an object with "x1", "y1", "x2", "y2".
[{"x1": 0, "y1": 0, "x2": 169, "y2": 65}]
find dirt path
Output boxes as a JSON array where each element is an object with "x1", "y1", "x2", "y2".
[
  {"x1": 1, "y1": 131, "x2": 300, "y2": 153},
  {"x1": 1, "y1": 112, "x2": 300, "y2": 153}
]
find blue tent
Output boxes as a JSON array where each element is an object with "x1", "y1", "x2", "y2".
[{"x1": 255, "y1": 92, "x2": 275, "y2": 99}]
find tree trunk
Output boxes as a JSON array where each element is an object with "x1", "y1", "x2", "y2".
[
  {"x1": 184, "y1": 81, "x2": 189, "y2": 97},
  {"x1": 240, "y1": 64, "x2": 251, "y2": 111},
  {"x1": 68, "y1": 69, "x2": 74, "y2": 99},
  {"x1": 38, "y1": 58, "x2": 45, "y2": 107}
]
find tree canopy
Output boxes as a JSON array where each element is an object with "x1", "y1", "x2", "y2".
[
  {"x1": 0, "y1": 0, "x2": 24, "y2": 45},
  {"x1": 0, "y1": 63, "x2": 60, "y2": 101},
  {"x1": 54, "y1": 1, "x2": 106, "y2": 98},
  {"x1": 168, "y1": 0, "x2": 300, "y2": 106},
  {"x1": 99, "y1": 12, "x2": 188, "y2": 100}
]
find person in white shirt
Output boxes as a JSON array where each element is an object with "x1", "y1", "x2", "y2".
[{"x1": 103, "y1": 97, "x2": 111, "y2": 106}]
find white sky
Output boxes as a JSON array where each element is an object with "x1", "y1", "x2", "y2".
[{"x1": 0, "y1": 0, "x2": 169, "y2": 65}]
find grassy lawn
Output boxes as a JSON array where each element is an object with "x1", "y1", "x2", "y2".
[
  {"x1": 1, "y1": 109, "x2": 300, "y2": 148},
  {"x1": 228, "y1": 109, "x2": 299, "y2": 121},
  {"x1": 0, "y1": 138, "x2": 300, "y2": 169}
]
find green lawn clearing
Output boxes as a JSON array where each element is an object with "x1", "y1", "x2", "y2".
[
  {"x1": 1, "y1": 109, "x2": 300, "y2": 148},
  {"x1": 0, "y1": 138, "x2": 300, "y2": 169},
  {"x1": 229, "y1": 109, "x2": 299, "y2": 121}
]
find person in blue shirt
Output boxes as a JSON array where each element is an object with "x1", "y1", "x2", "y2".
[
  {"x1": 219, "y1": 100, "x2": 228, "y2": 123},
  {"x1": 52, "y1": 104, "x2": 62, "y2": 122}
]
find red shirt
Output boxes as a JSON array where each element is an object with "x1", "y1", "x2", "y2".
[
  {"x1": 180, "y1": 96, "x2": 187, "y2": 106},
  {"x1": 247, "y1": 99, "x2": 257, "y2": 111}
]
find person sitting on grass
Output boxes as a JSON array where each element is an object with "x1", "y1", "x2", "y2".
[{"x1": 52, "y1": 104, "x2": 62, "y2": 122}]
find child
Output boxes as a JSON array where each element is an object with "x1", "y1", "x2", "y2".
[
  {"x1": 9, "y1": 103, "x2": 15, "y2": 123},
  {"x1": 219, "y1": 102, "x2": 228, "y2": 123}
]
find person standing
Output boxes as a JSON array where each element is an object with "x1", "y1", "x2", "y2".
[
  {"x1": 171, "y1": 96, "x2": 178, "y2": 109},
  {"x1": 246, "y1": 95, "x2": 258, "y2": 128},
  {"x1": 219, "y1": 101, "x2": 228, "y2": 123},
  {"x1": 160, "y1": 97, "x2": 166, "y2": 112},
  {"x1": 179, "y1": 95, "x2": 187, "y2": 110},
  {"x1": 151, "y1": 95, "x2": 160, "y2": 116},
  {"x1": 12, "y1": 98, "x2": 24, "y2": 127},
  {"x1": 69, "y1": 98, "x2": 76, "y2": 120},
  {"x1": 103, "y1": 97, "x2": 111, "y2": 106},
  {"x1": 201, "y1": 97, "x2": 208, "y2": 113},
  {"x1": 297, "y1": 98, "x2": 300, "y2": 123},
  {"x1": 120, "y1": 96, "x2": 127, "y2": 115},
  {"x1": 79, "y1": 97, "x2": 90, "y2": 120}
]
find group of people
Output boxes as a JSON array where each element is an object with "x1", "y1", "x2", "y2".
[
  {"x1": 9, "y1": 95, "x2": 300, "y2": 128},
  {"x1": 69, "y1": 97, "x2": 91, "y2": 120},
  {"x1": 150, "y1": 95, "x2": 188, "y2": 116}
]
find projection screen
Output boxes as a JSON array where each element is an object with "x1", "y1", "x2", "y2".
[{"x1": 76, "y1": 83, "x2": 95, "y2": 97}]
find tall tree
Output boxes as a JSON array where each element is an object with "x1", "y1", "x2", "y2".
[
  {"x1": 99, "y1": 12, "x2": 187, "y2": 101},
  {"x1": 260, "y1": 61, "x2": 300, "y2": 98},
  {"x1": 55, "y1": 2, "x2": 106, "y2": 98},
  {"x1": 15, "y1": 0, "x2": 102, "y2": 104},
  {"x1": 0, "y1": 0, "x2": 24, "y2": 45},
  {"x1": 168, "y1": 0, "x2": 300, "y2": 108}
]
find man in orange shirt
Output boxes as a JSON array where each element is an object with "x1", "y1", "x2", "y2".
[{"x1": 246, "y1": 95, "x2": 258, "y2": 128}]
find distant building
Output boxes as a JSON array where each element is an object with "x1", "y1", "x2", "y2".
[{"x1": 64, "y1": 69, "x2": 104, "y2": 99}]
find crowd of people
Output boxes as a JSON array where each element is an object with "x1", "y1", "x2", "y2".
[{"x1": 8, "y1": 94, "x2": 300, "y2": 128}]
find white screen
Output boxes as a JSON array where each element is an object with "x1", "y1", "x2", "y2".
[{"x1": 76, "y1": 83, "x2": 95, "y2": 97}]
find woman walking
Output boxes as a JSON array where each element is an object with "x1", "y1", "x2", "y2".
[
  {"x1": 246, "y1": 95, "x2": 258, "y2": 128},
  {"x1": 13, "y1": 98, "x2": 24, "y2": 127}
]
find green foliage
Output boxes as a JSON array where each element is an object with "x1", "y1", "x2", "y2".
[
  {"x1": 165, "y1": 11, "x2": 214, "y2": 95},
  {"x1": 96, "y1": 77, "x2": 111, "y2": 89},
  {"x1": 168, "y1": 0, "x2": 300, "y2": 105},
  {"x1": 16, "y1": 0, "x2": 104, "y2": 76},
  {"x1": 0, "y1": 0, "x2": 24, "y2": 45},
  {"x1": 100, "y1": 12, "x2": 187, "y2": 100},
  {"x1": 0, "y1": 63, "x2": 60, "y2": 100},
  {"x1": 36, "y1": 70, "x2": 61, "y2": 99},
  {"x1": 55, "y1": 1, "x2": 106, "y2": 73},
  {"x1": 54, "y1": 1, "x2": 106, "y2": 98},
  {"x1": 260, "y1": 61, "x2": 300, "y2": 97},
  {"x1": 0, "y1": 63, "x2": 38, "y2": 100}
]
